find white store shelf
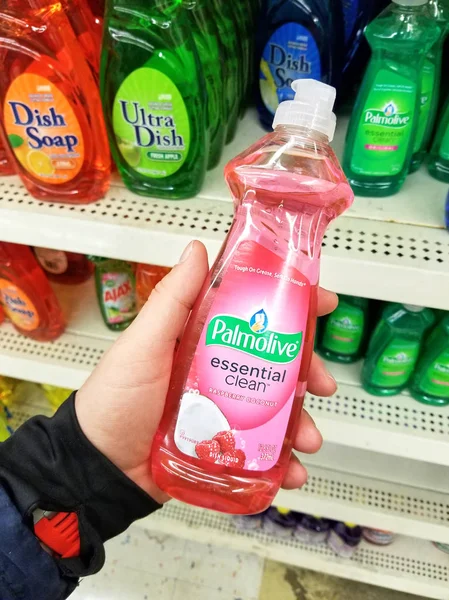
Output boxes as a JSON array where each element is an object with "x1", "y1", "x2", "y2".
[
  {"x1": 134, "y1": 502, "x2": 449, "y2": 600},
  {"x1": 0, "y1": 112, "x2": 449, "y2": 309}
]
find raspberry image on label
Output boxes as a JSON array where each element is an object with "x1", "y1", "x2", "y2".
[
  {"x1": 213, "y1": 430, "x2": 236, "y2": 454},
  {"x1": 195, "y1": 439, "x2": 221, "y2": 463}
]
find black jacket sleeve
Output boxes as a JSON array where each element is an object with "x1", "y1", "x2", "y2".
[{"x1": 0, "y1": 392, "x2": 161, "y2": 584}]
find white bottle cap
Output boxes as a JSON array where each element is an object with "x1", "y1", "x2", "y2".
[
  {"x1": 393, "y1": 0, "x2": 428, "y2": 6},
  {"x1": 272, "y1": 79, "x2": 337, "y2": 141},
  {"x1": 403, "y1": 304, "x2": 424, "y2": 312}
]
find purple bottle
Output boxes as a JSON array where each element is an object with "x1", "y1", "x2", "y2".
[
  {"x1": 263, "y1": 507, "x2": 301, "y2": 538},
  {"x1": 296, "y1": 514, "x2": 332, "y2": 544},
  {"x1": 327, "y1": 522, "x2": 362, "y2": 557}
]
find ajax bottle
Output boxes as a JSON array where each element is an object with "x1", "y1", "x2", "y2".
[
  {"x1": 428, "y1": 93, "x2": 449, "y2": 181},
  {"x1": 34, "y1": 248, "x2": 94, "y2": 285},
  {"x1": 409, "y1": 315, "x2": 449, "y2": 406},
  {"x1": 151, "y1": 79, "x2": 354, "y2": 515},
  {"x1": 318, "y1": 295, "x2": 369, "y2": 363},
  {"x1": 90, "y1": 257, "x2": 137, "y2": 331},
  {"x1": 362, "y1": 303, "x2": 435, "y2": 396},
  {"x1": 101, "y1": 0, "x2": 207, "y2": 199},
  {"x1": 183, "y1": 0, "x2": 226, "y2": 169},
  {"x1": 343, "y1": 0, "x2": 440, "y2": 196},
  {"x1": 0, "y1": 242, "x2": 65, "y2": 342},
  {"x1": 0, "y1": 0, "x2": 110, "y2": 203},
  {"x1": 410, "y1": 0, "x2": 449, "y2": 172},
  {"x1": 257, "y1": 0, "x2": 342, "y2": 129}
]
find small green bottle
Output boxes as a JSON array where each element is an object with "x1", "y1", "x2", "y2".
[
  {"x1": 409, "y1": 315, "x2": 449, "y2": 406},
  {"x1": 183, "y1": 0, "x2": 226, "y2": 169},
  {"x1": 212, "y1": 0, "x2": 241, "y2": 144},
  {"x1": 362, "y1": 303, "x2": 435, "y2": 396},
  {"x1": 410, "y1": 0, "x2": 449, "y2": 172},
  {"x1": 343, "y1": 0, "x2": 440, "y2": 197},
  {"x1": 101, "y1": 0, "x2": 208, "y2": 199},
  {"x1": 89, "y1": 257, "x2": 137, "y2": 331},
  {"x1": 428, "y1": 93, "x2": 449, "y2": 181},
  {"x1": 318, "y1": 295, "x2": 369, "y2": 364}
]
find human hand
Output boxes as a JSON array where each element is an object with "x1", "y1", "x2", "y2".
[{"x1": 76, "y1": 241, "x2": 338, "y2": 504}]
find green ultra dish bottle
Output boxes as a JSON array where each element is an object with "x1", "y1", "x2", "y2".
[
  {"x1": 362, "y1": 303, "x2": 435, "y2": 396},
  {"x1": 410, "y1": 315, "x2": 449, "y2": 406},
  {"x1": 101, "y1": 0, "x2": 207, "y2": 199},
  {"x1": 410, "y1": 0, "x2": 449, "y2": 172},
  {"x1": 428, "y1": 93, "x2": 449, "y2": 181},
  {"x1": 183, "y1": 0, "x2": 226, "y2": 169},
  {"x1": 212, "y1": 0, "x2": 242, "y2": 144},
  {"x1": 318, "y1": 295, "x2": 369, "y2": 363},
  {"x1": 89, "y1": 256, "x2": 137, "y2": 331},
  {"x1": 343, "y1": 0, "x2": 440, "y2": 197}
]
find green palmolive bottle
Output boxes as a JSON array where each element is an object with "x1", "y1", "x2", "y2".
[
  {"x1": 343, "y1": 0, "x2": 440, "y2": 197},
  {"x1": 89, "y1": 256, "x2": 137, "y2": 331},
  {"x1": 318, "y1": 296, "x2": 369, "y2": 364},
  {"x1": 410, "y1": 315, "x2": 449, "y2": 406},
  {"x1": 183, "y1": 0, "x2": 226, "y2": 169},
  {"x1": 362, "y1": 303, "x2": 435, "y2": 396},
  {"x1": 410, "y1": 0, "x2": 449, "y2": 172},
  {"x1": 428, "y1": 93, "x2": 449, "y2": 181},
  {"x1": 101, "y1": 0, "x2": 207, "y2": 199},
  {"x1": 212, "y1": 0, "x2": 242, "y2": 144}
]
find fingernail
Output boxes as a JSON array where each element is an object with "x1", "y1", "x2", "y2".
[
  {"x1": 327, "y1": 370, "x2": 337, "y2": 386},
  {"x1": 178, "y1": 241, "x2": 194, "y2": 264}
]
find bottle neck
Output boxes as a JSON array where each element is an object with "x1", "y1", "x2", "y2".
[{"x1": 274, "y1": 124, "x2": 330, "y2": 146}]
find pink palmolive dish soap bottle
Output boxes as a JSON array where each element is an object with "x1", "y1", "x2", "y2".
[{"x1": 151, "y1": 79, "x2": 354, "y2": 514}]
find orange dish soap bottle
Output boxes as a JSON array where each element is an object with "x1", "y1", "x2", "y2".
[
  {"x1": 34, "y1": 248, "x2": 94, "y2": 284},
  {"x1": 0, "y1": 242, "x2": 65, "y2": 341},
  {"x1": 0, "y1": 0, "x2": 110, "y2": 204},
  {"x1": 136, "y1": 263, "x2": 171, "y2": 310}
]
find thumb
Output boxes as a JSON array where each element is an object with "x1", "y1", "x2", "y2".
[{"x1": 119, "y1": 240, "x2": 209, "y2": 357}]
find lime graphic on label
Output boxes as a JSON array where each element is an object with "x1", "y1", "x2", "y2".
[{"x1": 112, "y1": 67, "x2": 191, "y2": 179}]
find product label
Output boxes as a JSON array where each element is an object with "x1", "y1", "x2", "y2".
[
  {"x1": 322, "y1": 303, "x2": 364, "y2": 356},
  {"x1": 413, "y1": 59, "x2": 436, "y2": 153},
  {"x1": 259, "y1": 23, "x2": 321, "y2": 115},
  {"x1": 0, "y1": 278, "x2": 39, "y2": 331},
  {"x1": 174, "y1": 241, "x2": 310, "y2": 472},
  {"x1": 351, "y1": 70, "x2": 416, "y2": 176},
  {"x1": 439, "y1": 119, "x2": 449, "y2": 160},
  {"x1": 419, "y1": 349, "x2": 449, "y2": 398},
  {"x1": 342, "y1": 0, "x2": 359, "y2": 45},
  {"x1": 4, "y1": 74, "x2": 84, "y2": 184},
  {"x1": 101, "y1": 272, "x2": 137, "y2": 325},
  {"x1": 34, "y1": 247, "x2": 68, "y2": 275},
  {"x1": 371, "y1": 338, "x2": 420, "y2": 388},
  {"x1": 112, "y1": 68, "x2": 190, "y2": 178}
]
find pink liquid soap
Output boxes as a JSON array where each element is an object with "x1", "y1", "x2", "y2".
[{"x1": 151, "y1": 79, "x2": 354, "y2": 515}]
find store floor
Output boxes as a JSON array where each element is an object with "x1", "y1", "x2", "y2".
[{"x1": 70, "y1": 524, "x2": 418, "y2": 600}]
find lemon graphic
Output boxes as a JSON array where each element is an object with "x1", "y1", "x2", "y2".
[
  {"x1": 27, "y1": 150, "x2": 54, "y2": 176},
  {"x1": 260, "y1": 59, "x2": 279, "y2": 114},
  {"x1": 118, "y1": 140, "x2": 141, "y2": 168}
]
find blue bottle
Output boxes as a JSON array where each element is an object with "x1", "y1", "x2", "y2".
[
  {"x1": 257, "y1": 0, "x2": 342, "y2": 129},
  {"x1": 341, "y1": 0, "x2": 380, "y2": 73}
]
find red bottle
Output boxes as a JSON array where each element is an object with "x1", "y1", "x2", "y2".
[
  {"x1": 0, "y1": 242, "x2": 65, "y2": 341},
  {"x1": 136, "y1": 263, "x2": 171, "y2": 310},
  {"x1": 0, "y1": 141, "x2": 14, "y2": 175},
  {"x1": 34, "y1": 248, "x2": 94, "y2": 284},
  {"x1": 0, "y1": 0, "x2": 110, "y2": 204}
]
